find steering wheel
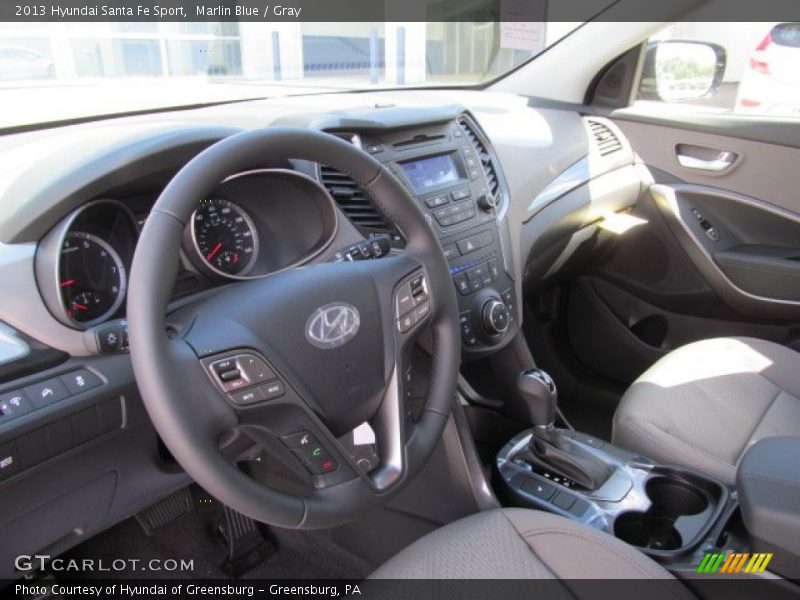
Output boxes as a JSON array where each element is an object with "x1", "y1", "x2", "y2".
[{"x1": 127, "y1": 128, "x2": 461, "y2": 528}]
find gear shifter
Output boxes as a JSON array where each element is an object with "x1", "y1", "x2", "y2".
[
  {"x1": 518, "y1": 369, "x2": 557, "y2": 432},
  {"x1": 517, "y1": 369, "x2": 611, "y2": 491}
]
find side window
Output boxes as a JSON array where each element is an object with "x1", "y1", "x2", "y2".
[{"x1": 635, "y1": 22, "x2": 800, "y2": 118}]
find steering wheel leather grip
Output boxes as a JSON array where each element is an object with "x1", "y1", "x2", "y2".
[{"x1": 127, "y1": 127, "x2": 461, "y2": 528}]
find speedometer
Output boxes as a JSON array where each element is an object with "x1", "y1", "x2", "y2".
[
  {"x1": 191, "y1": 199, "x2": 259, "y2": 276},
  {"x1": 59, "y1": 232, "x2": 126, "y2": 324}
]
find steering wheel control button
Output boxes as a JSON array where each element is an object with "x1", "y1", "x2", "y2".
[
  {"x1": 223, "y1": 378, "x2": 248, "y2": 392},
  {"x1": 296, "y1": 447, "x2": 338, "y2": 474},
  {"x1": 0, "y1": 391, "x2": 34, "y2": 421},
  {"x1": 308, "y1": 456, "x2": 338, "y2": 475},
  {"x1": 260, "y1": 380, "x2": 286, "y2": 400},
  {"x1": 212, "y1": 359, "x2": 236, "y2": 374},
  {"x1": 396, "y1": 282, "x2": 415, "y2": 317},
  {"x1": 238, "y1": 355, "x2": 275, "y2": 383},
  {"x1": 219, "y1": 369, "x2": 241, "y2": 382},
  {"x1": 395, "y1": 273, "x2": 430, "y2": 332},
  {"x1": 23, "y1": 378, "x2": 69, "y2": 409},
  {"x1": 59, "y1": 370, "x2": 102, "y2": 395},
  {"x1": 397, "y1": 312, "x2": 417, "y2": 333},
  {"x1": 205, "y1": 352, "x2": 285, "y2": 403},
  {"x1": 282, "y1": 431, "x2": 339, "y2": 475},
  {"x1": 229, "y1": 387, "x2": 265, "y2": 406},
  {"x1": 413, "y1": 301, "x2": 431, "y2": 322},
  {"x1": 283, "y1": 431, "x2": 315, "y2": 449}
]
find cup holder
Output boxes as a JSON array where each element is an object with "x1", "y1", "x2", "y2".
[{"x1": 614, "y1": 476, "x2": 710, "y2": 551}]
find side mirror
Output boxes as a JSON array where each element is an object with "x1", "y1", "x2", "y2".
[{"x1": 639, "y1": 40, "x2": 726, "y2": 102}]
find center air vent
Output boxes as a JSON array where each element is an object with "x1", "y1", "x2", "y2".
[
  {"x1": 319, "y1": 165, "x2": 391, "y2": 232},
  {"x1": 586, "y1": 119, "x2": 623, "y2": 156},
  {"x1": 457, "y1": 116, "x2": 500, "y2": 198}
]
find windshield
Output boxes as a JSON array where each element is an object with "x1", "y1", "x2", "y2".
[{"x1": 0, "y1": 21, "x2": 582, "y2": 129}]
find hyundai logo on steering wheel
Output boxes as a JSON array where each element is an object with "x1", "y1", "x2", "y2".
[{"x1": 305, "y1": 303, "x2": 361, "y2": 349}]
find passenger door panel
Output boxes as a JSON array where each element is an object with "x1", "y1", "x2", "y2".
[
  {"x1": 613, "y1": 118, "x2": 800, "y2": 212},
  {"x1": 565, "y1": 116, "x2": 800, "y2": 386}
]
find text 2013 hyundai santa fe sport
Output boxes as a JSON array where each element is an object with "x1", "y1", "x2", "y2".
[{"x1": 1, "y1": 2, "x2": 799, "y2": 599}]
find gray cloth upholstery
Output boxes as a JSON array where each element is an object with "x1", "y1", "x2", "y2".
[
  {"x1": 614, "y1": 337, "x2": 800, "y2": 484},
  {"x1": 370, "y1": 509, "x2": 688, "y2": 593}
]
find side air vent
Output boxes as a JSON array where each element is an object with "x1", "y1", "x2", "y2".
[
  {"x1": 457, "y1": 116, "x2": 500, "y2": 198},
  {"x1": 587, "y1": 119, "x2": 623, "y2": 156},
  {"x1": 318, "y1": 164, "x2": 391, "y2": 232}
]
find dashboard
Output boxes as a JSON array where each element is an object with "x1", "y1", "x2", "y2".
[
  {"x1": 0, "y1": 89, "x2": 639, "y2": 578},
  {"x1": 21, "y1": 104, "x2": 531, "y2": 361}
]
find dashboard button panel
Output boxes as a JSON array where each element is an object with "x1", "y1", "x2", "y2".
[
  {"x1": 0, "y1": 397, "x2": 123, "y2": 483},
  {"x1": 0, "y1": 369, "x2": 105, "y2": 423}
]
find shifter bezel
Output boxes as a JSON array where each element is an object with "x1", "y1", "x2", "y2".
[{"x1": 497, "y1": 428, "x2": 732, "y2": 565}]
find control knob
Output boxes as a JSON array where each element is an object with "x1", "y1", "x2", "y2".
[
  {"x1": 477, "y1": 193, "x2": 498, "y2": 212},
  {"x1": 482, "y1": 299, "x2": 510, "y2": 335}
]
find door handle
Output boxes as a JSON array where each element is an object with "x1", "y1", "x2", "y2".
[{"x1": 675, "y1": 144, "x2": 737, "y2": 172}]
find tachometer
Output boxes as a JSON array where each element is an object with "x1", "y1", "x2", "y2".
[
  {"x1": 59, "y1": 232, "x2": 126, "y2": 324},
  {"x1": 191, "y1": 199, "x2": 259, "y2": 276}
]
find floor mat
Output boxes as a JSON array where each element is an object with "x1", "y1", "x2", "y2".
[{"x1": 60, "y1": 486, "x2": 373, "y2": 580}]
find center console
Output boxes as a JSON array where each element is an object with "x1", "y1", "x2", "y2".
[
  {"x1": 497, "y1": 368, "x2": 736, "y2": 569},
  {"x1": 498, "y1": 429, "x2": 731, "y2": 563},
  {"x1": 321, "y1": 112, "x2": 518, "y2": 358}
]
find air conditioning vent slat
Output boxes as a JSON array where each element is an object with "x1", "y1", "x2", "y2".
[
  {"x1": 319, "y1": 163, "x2": 391, "y2": 233},
  {"x1": 457, "y1": 116, "x2": 500, "y2": 199},
  {"x1": 586, "y1": 119, "x2": 623, "y2": 156}
]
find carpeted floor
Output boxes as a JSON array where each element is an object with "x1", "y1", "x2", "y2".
[{"x1": 59, "y1": 486, "x2": 373, "y2": 580}]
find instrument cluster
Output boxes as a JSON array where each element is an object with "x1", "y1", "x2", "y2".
[{"x1": 36, "y1": 169, "x2": 339, "y2": 330}]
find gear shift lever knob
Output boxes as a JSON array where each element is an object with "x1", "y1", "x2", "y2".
[
  {"x1": 518, "y1": 369, "x2": 557, "y2": 430},
  {"x1": 516, "y1": 368, "x2": 611, "y2": 491}
]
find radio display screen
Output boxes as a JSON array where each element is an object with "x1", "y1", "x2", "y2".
[{"x1": 400, "y1": 153, "x2": 461, "y2": 193}]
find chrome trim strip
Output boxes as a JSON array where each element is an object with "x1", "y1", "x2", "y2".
[
  {"x1": 369, "y1": 366, "x2": 403, "y2": 491},
  {"x1": 527, "y1": 157, "x2": 590, "y2": 217}
]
